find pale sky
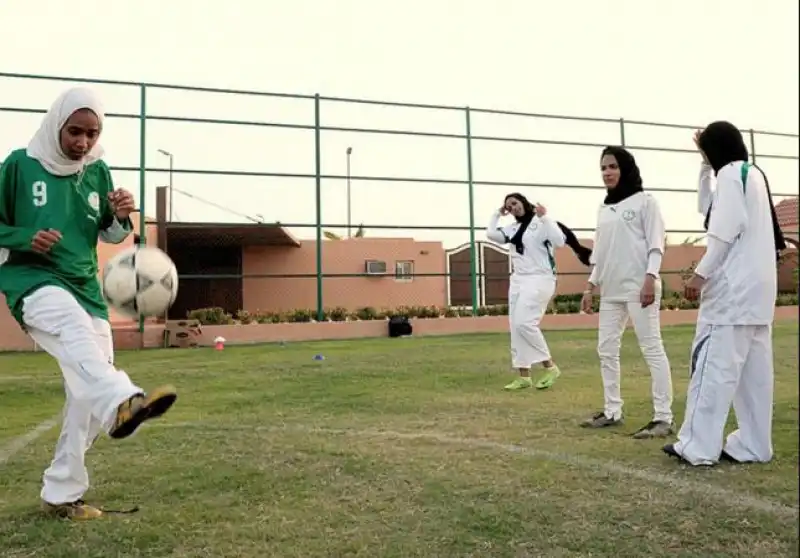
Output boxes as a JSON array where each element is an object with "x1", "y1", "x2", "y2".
[{"x1": 0, "y1": 0, "x2": 797, "y2": 248}]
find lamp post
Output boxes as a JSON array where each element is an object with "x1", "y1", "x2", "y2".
[
  {"x1": 346, "y1": 146, "x2": 353, "y2": 238},
  {"x1": 158, "y1": 149, "x2": 174, "y2": 222}
]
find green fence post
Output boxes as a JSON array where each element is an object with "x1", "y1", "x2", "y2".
[
  {"x1": 138, "y1": 84, "x2": 147, "y2": 334},
  {"x1": 314, "y1": 94, "x2": 324, "y2": 321},
  {"x1": 465, "y1": 107, "x2": 479, "y2": 314},
  {"x1": 619, "y1": 118, "x2": 626, "y2": 146},
  {"x1": 749, "y1": 129, "x2": 757, "y2": 164}
]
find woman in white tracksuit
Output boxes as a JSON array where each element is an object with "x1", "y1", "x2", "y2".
[
  {"x1": 663, "y1": 123, "x2": 786, "y2": 466},
  {"x1": 487, "y1": 192, "x2": 592, "y2": 391},
  {"x1": 579, "y1": 146, "x2": 674, "y2": 439}
]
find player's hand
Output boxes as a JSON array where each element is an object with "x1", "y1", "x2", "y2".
[
  {"x1": 534, "y1": 204, "x2": 547, "y2": 217},
  {"x1": 693, "y1": 130, "x2": 710, "y2": 165},
  {"x1": 640, "y1": 274, "x2": 656, "y2": 308},
  {"x1": 110, "y1": 189, "x2": 136, "y2": 220},
  {"x1": 684, "y1": 273, "x2": 705, "y2": 301},
  {"x1": 31, "y1": 229, "x2": 62, "y2": 254},
  {"x1": 499, "y1": 206, "x2": 509, "y2": 216},
  {"x1": 581, "y1": 290, "x2": 594, "y2": 314}
]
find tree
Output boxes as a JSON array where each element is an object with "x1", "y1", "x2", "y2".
[
  {"x1": 681, "y1": 235, "x2": 705, "y2": 245},
  {"x1": 323, "y1": 223, "x2": 365, "y2": 240}
]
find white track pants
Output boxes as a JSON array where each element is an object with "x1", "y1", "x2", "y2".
[
  {"x1": 508, "y1": 274, "x2": 556, "y2": 368},
  {"x1": 596, "y1": 299, "x2": 673, "y2": 422},
  {"x1": 673, "y1": 323, "x2": 774, "y2": 466},
  {"x1": 22, "y1": 286, "x2": 142, "y2": 505}
]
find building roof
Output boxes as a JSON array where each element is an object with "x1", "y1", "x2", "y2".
[
  {"x1": 776, "y1": 197, "x2": 798, "y2": 230},
  {"x1": 166, "y1": 222, "x2": 301, "y2": 248}
]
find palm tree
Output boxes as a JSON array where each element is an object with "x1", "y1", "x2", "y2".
[
  {"x1": 681, "y1": 235, "x2": 705, "y2": 245},
  {"x1": 324, "y1": 223, "x2": 365, "y2": 240}
]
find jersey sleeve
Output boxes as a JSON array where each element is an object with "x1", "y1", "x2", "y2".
[
  {"x1": 96, "y1": 162, "x2": 133, "y2": 245},
  {"x1": 0, "y1": 155, "x2": 37, "y2": 252},
  {"x1": 485, "y1": 210, "x2": 509, "y2": 244},
  {"x1": 697, "y1": 162, "x2": 714, "y2": 215},
  {"x1": 707, "y1": 165, "x2": 747, "y2": 244},
  {"x1": 642, "y1": 195, "x2": 666, "y2": 254},
  {"x1": 694, "y1": 235, "x2": 733, "y2": 279},
  {"x1": 539, "y1": 215, "x2": 566, "y2": 247}
]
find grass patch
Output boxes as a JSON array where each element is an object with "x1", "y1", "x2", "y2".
[{"x1": 0, "y1": 323, "x2": 797, "y2": 557}]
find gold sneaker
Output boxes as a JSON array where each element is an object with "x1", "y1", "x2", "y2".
[
  {"x1": 109, "y1": 385, "x2": 178, "y2": 439},
  {"x1": 42, "y1": 499, "x2": 103, "y2": 520}
]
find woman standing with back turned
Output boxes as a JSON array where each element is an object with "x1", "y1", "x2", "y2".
[
  {"x1": 579, "y1": 147, "x2": 674, "y2": 439},
  {"x1": 664, "y1": 123, "x2": 785, "y2": 466}
]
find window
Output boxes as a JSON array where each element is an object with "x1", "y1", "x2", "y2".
[{"x1": 395, "y1": 260, "x2": 414, "y2": 282}]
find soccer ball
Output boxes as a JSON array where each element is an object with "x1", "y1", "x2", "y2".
[{"x1": 102, "y1": 246, "x2": 179, "y2": 318}]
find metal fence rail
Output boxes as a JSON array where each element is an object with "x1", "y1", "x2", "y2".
[{"x1": 1, "y1": 72, "x2": 797, "y2": 327}]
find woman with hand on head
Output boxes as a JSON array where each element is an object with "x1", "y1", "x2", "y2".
[
  {"x1": 0, "y1": 87, "x2": 178, "y2": 520},
  {"x1": 663, "y1": 123, "x2": 785, "y2": 466},
  {"x1": 486, "y1": 192, "x2": 592, "y2": 391},
  {"x1": 579, "y1": 146, "x2": 674, "y2": 439}
]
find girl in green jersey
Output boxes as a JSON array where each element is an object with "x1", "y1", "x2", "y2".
[{"x1": 0, "y1": 87, "x2": 178, "y2": 520}]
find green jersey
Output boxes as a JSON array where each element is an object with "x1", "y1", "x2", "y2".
[{"x1": 0, "y1": 148, "x2": 132, "y2": 325}]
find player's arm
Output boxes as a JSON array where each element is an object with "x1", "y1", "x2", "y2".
[
  {"x1": 642, "y1": 195, "x2": 666, "y2": 279},
  {"x1": 585, "y1": 206, "x2": 603, "y2": 291},
  {"x1": 98, "y1": 207, "x2": 133, "y2": 245},
  {"x1": 694, "y1": 166, "x2": 746, "y2": 278},
  {"x1": 539, "y1": 213, "x2": 566, "y2": 248},
  {"x1": 697, "y1": 162, "x2": 715, "y2": 216},
  {"x1": 97, "y1": 163, "x2": 133, "y2": 245},
  {"x1": 485, "y1": 209, "x2": 510, "y2": 244},
  {"x1": 0, "y1": 156, "x2": 38, "y2": 251}
]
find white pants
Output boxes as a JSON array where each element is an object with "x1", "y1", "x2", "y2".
[
  {"x1": 597, "y1": 299, "x2": 673, "y2": 422},
  {"x1": 509, "y1": 274, "x2": 555, "y2": 368},
  {"x1": 673, "y1": 323, "x2": 774, "y2": 466},
  {"x1": 22, "y1": 286, "x2": 142, "y2": 505}
]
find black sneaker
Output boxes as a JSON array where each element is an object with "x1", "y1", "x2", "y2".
[
  {"x1": 632, "y1": 420, "x2": 674, "y2": 439},
  {"x1": 579, "y1": 411, "x2": 623, "y2": 428},
  {"x1": 662, "y1": 443, "x2": 713, "y2": 467},
  {"x1": 719, "y1": 450, "x2": 741, "y2": 463}
]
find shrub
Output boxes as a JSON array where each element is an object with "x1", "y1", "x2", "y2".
[
  {"x1": 355, "y1": 306, "x2": 379, "y2": 321},
  {"x1": 235, "y1": 310, "x2": 254, "y2": 325},
  {"x1": 255, "y1": 310, "x2": 283, "y2": 324},
  {"x1": 186, "y1": 307, "x2": 233, "y2": 325},
  {"x1": 185, "y1": 292, "x2": 798, "y2": 326},
  {"x1": 286, "y1": 308, "x2": 314, "y2": 323},
  {"x1": 327, "y1": 307, "x2": 349, "y2": 322}
]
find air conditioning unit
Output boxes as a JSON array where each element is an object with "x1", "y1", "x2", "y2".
[{"x1": 365, "y1": 260, "x2": 387, "y2": 275}]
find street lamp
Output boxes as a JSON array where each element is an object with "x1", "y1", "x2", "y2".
[
  {"x1": 346, "y1": 146, "x2": 353, "y2": 238},
  {"x1": 158, "y1": 149, "x2": 174, "y2": 222}
]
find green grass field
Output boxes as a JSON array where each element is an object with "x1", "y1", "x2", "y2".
[{"x1": 1, "y1": 323, "x2": 798, "y2": 558}]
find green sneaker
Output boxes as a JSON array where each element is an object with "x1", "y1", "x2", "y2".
[
  {"x1": 504, "y1": 377, "x2": 533, "y2": 391},
  {"x1": 535, "y1": 366, "x2": 561, "y2": 390}
]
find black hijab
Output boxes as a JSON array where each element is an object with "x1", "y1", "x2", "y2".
[
  {"x1": 698, "y1": 121, "x2": 786, "y2": 254},
  {"x1": 601, "y1": 146, "x2": 644, "y2": 205},
  {"x1": 502, "y1": 193, "x2": 593, "y2": 266}
]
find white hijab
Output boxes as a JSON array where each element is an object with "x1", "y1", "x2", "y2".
[{"x1": 26, "y1": 87, "x2": 106, "y2": 177}]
